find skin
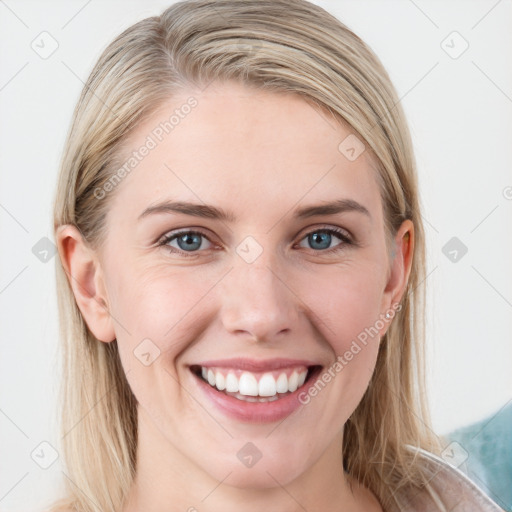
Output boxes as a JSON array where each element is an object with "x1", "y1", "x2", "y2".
[{"x1": 57, "y1": 81, "x2": 413, "y2": 512}]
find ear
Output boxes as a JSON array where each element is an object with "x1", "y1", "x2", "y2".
[
  {"x1": 55, "y1": 224, "x2": 116, "y2": 343},
  {"x1": 379, "y1": 219, "x2": 414, "y2": 334}
]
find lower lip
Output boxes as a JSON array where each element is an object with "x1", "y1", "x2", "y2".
[{"x1": 191, "y1": 367, "x2": 322, "y2": 424}]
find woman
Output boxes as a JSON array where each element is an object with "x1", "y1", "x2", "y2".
[{"x1": 50, "y1": 1, "x2": 503, "y2": 511}]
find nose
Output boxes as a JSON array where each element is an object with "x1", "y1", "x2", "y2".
[{"x1": 219, "y1": 255, "x2": 301, "y2": 343}]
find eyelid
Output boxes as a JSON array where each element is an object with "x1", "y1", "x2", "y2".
[
  {"x1": 156, "y1": 223, "x2": 355, "y2": 256},
  {"x1": 156, "y1": 228, "x2": 218, "y2": 255},
  {"x1": 156, "y1": 227, "x2": 214, "y2": 245},
  {"x1": 296, "y1": 223, "x2": 353, "y2": 242},
  {"x1": 157, "y1": 224, "x2": 353, "y2": 243}
]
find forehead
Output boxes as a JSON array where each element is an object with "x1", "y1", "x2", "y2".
[{"x1": 108, "y1": 81, "x2": 383, "y2": 225}]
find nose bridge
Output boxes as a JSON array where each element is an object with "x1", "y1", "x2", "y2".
[{"x1": 220, "y1": 245, "x2": 299, "y2": 341}]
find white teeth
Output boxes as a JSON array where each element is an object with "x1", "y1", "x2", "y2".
[
  {"x1": 288, "y1": 371, "x2": 299, "y2": 392},
  {"x1": 215, "y1": 371, "x2": 226, "y2": 391},
  {"x1": 198, "y1": 367, "x2": 309, "y2": 398},
  {"x1": 258, "y1": 373, "x2": 277, "y2": 397},
  {"x1": 276, "y1": 373, "x2": 288, "y2": 393},
  {"x1": 239, "y1": 372, "x2": 259, "y2": 396},
  {"x1": 226, "y1": 392, "x2": 281, "y2": 403},
  {"x1": 225, "y1": 373, "x2": 239, "y2": 393}
]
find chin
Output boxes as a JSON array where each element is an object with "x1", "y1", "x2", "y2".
[{"x1": 203, "y1": 456, "x2": 307, "y2": 489}]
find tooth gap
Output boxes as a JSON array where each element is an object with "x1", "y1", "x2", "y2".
[
  {"x1": 191, "y1": 365, "x2": 206, "y2": 381},
  {"x1": 305, "y1": 366, "x2": 320, "y2": 383}
]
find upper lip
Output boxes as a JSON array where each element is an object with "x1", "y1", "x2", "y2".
[{"x1": 191, "y1": 358, "x2": 322, "y2": 372}]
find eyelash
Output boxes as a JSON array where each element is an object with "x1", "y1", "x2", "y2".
[{"x1": 156, "y1": 226, "x2": 354, "y2": 258}]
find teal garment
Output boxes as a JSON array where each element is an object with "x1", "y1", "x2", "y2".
[{"x1": 447, "y1": 401, "x2": 512, "y2": 511}]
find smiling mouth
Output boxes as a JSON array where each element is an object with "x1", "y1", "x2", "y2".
[{"x1": 190, "y1": 364, "x2": 323, "y2": 402}]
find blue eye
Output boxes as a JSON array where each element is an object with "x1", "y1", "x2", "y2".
[
  {"x1": 157, "y1": 226, "x2": 353, "y2": 257},
  {"x1": 159, "y1": 230, "x2": 213, "y2": 255},
  {"x1": 298, "y1": 228, "x2": 351, "y2": 252}
]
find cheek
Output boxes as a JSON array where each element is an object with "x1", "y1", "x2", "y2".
[
  {"x1": 104, "y1": 264, "x2": 216, "y2": 426},
  {"x1": 299, "y1": 262, "x2": 386, "y2": 350},
  {"x1": 106, "y1": 261, "x2": 215, "y2": 365},
  {"x1": 298, "y1": 264, "x2": 384, "y2": 400}
]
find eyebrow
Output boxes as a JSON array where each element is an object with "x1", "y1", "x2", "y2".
[{"x1": 137, "y1": 198, "x2": 371, "y2": 222}]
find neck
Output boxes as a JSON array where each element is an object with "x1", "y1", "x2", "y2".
[{"x1": 121, "y1": 407, "x2": 381, "y2": 512}]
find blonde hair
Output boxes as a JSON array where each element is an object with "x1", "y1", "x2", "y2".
[{"x1": 51, "y1": 1, "x2": 442, "y2": 511}]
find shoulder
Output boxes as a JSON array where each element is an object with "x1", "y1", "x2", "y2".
[
  {"x1": 397, "y1": 446, "x2": 505, "y2": 512},
  {"x1": 447, "y1": 404, "x2": 512, "y2": 509}
]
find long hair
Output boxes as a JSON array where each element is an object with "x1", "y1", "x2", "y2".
[{"x1": 51, "y1": 1, "x2": 441, "y2": 510}]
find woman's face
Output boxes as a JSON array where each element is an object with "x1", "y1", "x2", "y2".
[{"x1": 68, "y1": 81, "x2": 412, "y2": 491}]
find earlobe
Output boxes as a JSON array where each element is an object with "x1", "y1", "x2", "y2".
[{"x1": 56, "y1": 225, "x2": 116, "y2": 343}]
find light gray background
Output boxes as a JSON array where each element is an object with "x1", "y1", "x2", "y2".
[{"x1": 1, "y1": 1, "x2": 511, "y2": 510}]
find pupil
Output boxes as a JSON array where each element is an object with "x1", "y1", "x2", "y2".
[
  {"x1": 179, "y1": 233, "x2": 201, "y2": 251},
  {"x1": 311, "y1": 232, "x2": 330, "y2": 250}
]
